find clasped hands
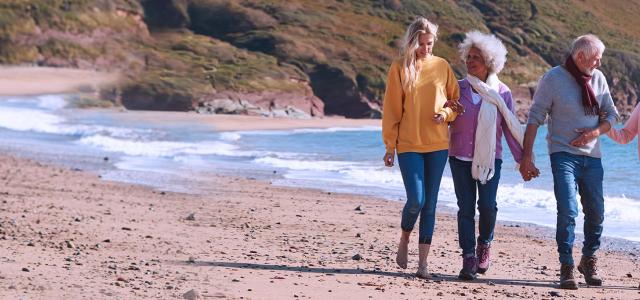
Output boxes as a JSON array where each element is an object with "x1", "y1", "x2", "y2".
[{"x1": 518, "y1": 157, "x2": 540, "y2": 181}]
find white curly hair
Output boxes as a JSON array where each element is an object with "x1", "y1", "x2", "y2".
[{"x1": 459, "y1": 30, "x2": 508, "y2": 75}]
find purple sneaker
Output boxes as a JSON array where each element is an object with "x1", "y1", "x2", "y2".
[
  {"x1": 458, "y1": 255, "x2": 477, "y2": 280},
  {"x1": 476, "y1": 243, "x2": 491, "y2": 274}
]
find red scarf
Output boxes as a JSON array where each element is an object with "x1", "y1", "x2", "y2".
[{"x1": 564, "y1": 56, "x2": 600, "y2": 116}]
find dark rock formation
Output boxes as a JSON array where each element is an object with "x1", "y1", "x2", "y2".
[
  {"x1": 121, "y1": 83, "x2": 193, "y2": 111},
  {"x1": 309, "y1": 64, "x2": 380, "y2": 118},
  {"x1": 140, "y1": 0, "x2": 189, "y2": 30},
  {"x1": 187, "y1": 0, "x2": 277, "y2": 40}
]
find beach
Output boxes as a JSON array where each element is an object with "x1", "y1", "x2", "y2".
[
  {"x1": 0, "y1": 153, "x2": 638, "y2": 299},
  {"x1": 0, "y1": 67, "x2": 639, "y2": 299}
]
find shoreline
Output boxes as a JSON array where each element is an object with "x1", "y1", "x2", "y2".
[
  {"x1": 2, "y1": 101, "x2": 637, "y2": 247},
  {"x1": 102, "y1": 109, "x2": 381, "y2": 132},
  {"x1": 0, "y1": 153, "x2": 638, "y2": 299}
]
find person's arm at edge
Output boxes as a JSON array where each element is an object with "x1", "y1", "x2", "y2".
[{"x1": 607, "y1": 104, "x2": 639, "y2": 144}]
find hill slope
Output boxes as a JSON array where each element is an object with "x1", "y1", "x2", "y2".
[{"x1": 1, "y1": 0, "x2": 639, "y2": 120}]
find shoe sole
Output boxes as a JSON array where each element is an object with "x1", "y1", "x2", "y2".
[
  {"x1": 458, "y1": 271, "x2": 477, "y2": 281},
  {"x1": 559, "y1": 282, "x2": 578, "y2": 290},
  {"x1": 577, "y1": 266, "x2": 603, "y2": 286}
]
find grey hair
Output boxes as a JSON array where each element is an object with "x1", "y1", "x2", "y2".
[
  {"x1": 399, "y1": 17, "x2": 439, "y2": 91},
  {"x1": 458, "y1": 30, "x2": 508, "y2": 74},
  {"x1": 570, "y1": 34, "x2": 605, "y2": 59}
]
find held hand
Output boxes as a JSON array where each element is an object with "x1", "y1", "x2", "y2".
[
  {"x1": 383, "y1": 152, "x2": 395, "y2": 167},
  {"x1": 570, "y1": 128, "x2": 599, "y2": 147},
  {"x1": 519, "y1": 157, "x2": 540, "y2": 181},
  {"x1": 444, "y1": 99, "x2": 465, "y2": 115},
  {"x1": 433, "y1": 113, "x2": 445, "y2": 124}
]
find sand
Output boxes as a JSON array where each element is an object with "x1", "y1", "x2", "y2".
[
  {"x1": 105, "y1": 109, "x2": 380, "y2": 132},
  {"x1": 0, "y1": 66, "x2": 118, "y2": 96},
  {"x1": 0, "y1": 154, "x2": 638, "y2": 299}
]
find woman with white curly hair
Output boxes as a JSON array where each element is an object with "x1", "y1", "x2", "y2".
[
  {"x1": 448, "y1": 31, "x2": 524, "y2": 280},
  {"x1": 382, "y1": 17, "x2": 463, "y2": 279}
]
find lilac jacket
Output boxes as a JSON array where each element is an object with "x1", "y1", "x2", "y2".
[{"x1": 449, "y1": 79, "x2": 523, "y2": 162}]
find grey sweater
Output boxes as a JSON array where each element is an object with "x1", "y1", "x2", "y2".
[{"x1": 528, "y1": 66, "x2": 619, "y2": 158}]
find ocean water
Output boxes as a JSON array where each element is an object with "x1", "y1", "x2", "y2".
[{"x1": 1, "y1": 95, "x2": 639, "y2": 242}]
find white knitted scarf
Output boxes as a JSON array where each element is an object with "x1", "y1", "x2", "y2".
[{"x1": 467, "y1": 74, "x2": 524, "y2": 184}]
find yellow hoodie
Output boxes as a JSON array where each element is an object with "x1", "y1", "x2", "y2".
[{"x1": 382, "y1": 56, "x2": 460, "y2": 154}]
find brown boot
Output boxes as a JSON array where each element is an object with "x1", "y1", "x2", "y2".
[
  {"x1": 559, "y1": 264, "x2": 578, "y2": 290},
  {"x1": 578, "y1": 256, "x2": 603, "y2": 286}
]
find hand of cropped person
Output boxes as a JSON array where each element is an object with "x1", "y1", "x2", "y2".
[{"x1": 571, "y1": 128, "x2": 600, "y2": 147}]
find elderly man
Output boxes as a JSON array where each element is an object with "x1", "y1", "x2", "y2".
[{"x1": 519, "y1": 34, "x2": 618, "y2": 290}]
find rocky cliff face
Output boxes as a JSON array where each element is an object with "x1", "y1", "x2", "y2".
[{"x1": 2, "y1": 0, "x2": 640, "y2": 120}]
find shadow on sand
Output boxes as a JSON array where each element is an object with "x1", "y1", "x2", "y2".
[{"x1": 167, "y1": 260, "x2": 638, "y2": 291}]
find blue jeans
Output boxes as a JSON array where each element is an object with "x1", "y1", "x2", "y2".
[
  {"x1": 449, "y1": 157, "x2": 502, "y2": 255},
  {"x1": 550, "y1": 152, "x2": 604, "y2": 265},
  {"x1": 397, "y1": 150, "x2": 448, "y2": 244}
]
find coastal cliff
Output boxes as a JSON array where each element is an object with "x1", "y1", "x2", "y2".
[{"x1": 2, "y1": 0, "x2": 639, "y2": 120}]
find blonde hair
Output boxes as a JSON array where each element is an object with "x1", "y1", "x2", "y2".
[
  {"x1": 399, "y1": 17, "x2": 439, "y2": 91},
  {"x1": 458, "y1": 30, "x2": 508, "y2": 75}
]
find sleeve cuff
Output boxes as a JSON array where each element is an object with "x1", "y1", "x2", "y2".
[
  {"x1": 527, "y1": 114, "x2": 545, "y2": 126},
  {"x1": 385, "y1": 146, "x2": 396, "y2": 154},
  {"x1": 439, "y1": 108, "x2": 454, "y2": 121}
]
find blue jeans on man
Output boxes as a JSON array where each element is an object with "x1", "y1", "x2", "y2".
[
  {"x1": 550, "y1": 152, "x2": 605, "y2": 265},
  {"x1": 397, "y1": 150, "x2": 448, "y2": 244},
  {"x1": 449, "y1": 157, "x2": 502, "y2": 255}
]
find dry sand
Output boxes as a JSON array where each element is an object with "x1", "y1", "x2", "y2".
[
  {"x1": 0, "y1": 66, "x2": 118, "y2": 96},
  {"x1": 107, "y1": 110, "x2": 381, "y2": 132},
  {"x1": 0, "y1": 154, "x2": 638, "y2": 299}
]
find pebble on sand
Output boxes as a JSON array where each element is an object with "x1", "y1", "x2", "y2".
[{"x1": 183, "y1": 289, "x2": 201, "y2": 300}]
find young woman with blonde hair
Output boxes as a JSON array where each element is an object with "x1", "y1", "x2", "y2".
[{"x1": 382, "y1": 17, "x2": 463, "y2": 278}]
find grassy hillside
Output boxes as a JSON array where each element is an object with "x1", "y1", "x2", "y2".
[{"x1": 1, "y1": 0, "x2": 639, "y2": 119}]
